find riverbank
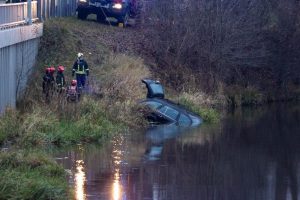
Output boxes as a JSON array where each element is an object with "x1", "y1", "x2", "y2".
[
  {"x1": 0, "y1": 17, "x2": 221, "y2": 199},
  {"x1": 0, "y1": 150, "x2": 70, "y2": 200}
]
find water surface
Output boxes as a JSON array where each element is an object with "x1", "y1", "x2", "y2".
[{"x1": 55, "y1": 104, "x2": 300, "y2": 200}]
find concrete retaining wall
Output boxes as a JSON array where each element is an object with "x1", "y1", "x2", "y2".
[{"x1": 0, "y1": 23, "x2": 42, "y2": 113}]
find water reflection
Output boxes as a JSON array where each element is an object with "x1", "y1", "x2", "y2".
[
  {"x1": 55, "y1": 103, "x2": 300, "y2": 200},
  {"x1": 113, "y1": 169, "x2": 121, "y2": 200},
  {"x1": 112, "y1": 135, "x2": 126, "y2": 200},
  {"x1": 75, "y1": 160, "x2": 86, "y2": 200},
  {"x1": 144, "y1": 124, "x2": 198, "y2": 161}
]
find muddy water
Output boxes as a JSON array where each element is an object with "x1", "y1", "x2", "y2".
[{"x1": 55, "y1": 104, "x2": 300, "y2": 200}]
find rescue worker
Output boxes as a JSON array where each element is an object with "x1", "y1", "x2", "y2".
[
  {"x1": 66, "y1": 79, "x2": 80, "y2": 102},
  {"x1": 42, "y1": 67, "x2": 55, "y2": 102},
  {"x1": 49, "y1": 66, "x2": 56, "y2": 77},
  {"x1": 56, "y1": 65, "x2": 66, "y2": 93},
  {"x1": 72, "y1": 53, "x2": 89, "y2": 89}
]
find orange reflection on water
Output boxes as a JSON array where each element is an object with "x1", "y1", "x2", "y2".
[
  {"x1": 75, "y1": 160, "x2": 86, "y2": 200},
  {"x1": 113, "y1": 169, "x2": 122, "y2": 200},
  {"x1": 112, "y1": 137, "x2": 123, "y2": 200}
]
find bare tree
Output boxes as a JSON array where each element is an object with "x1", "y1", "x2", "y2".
[
  {"x1": 141, "y1": 0, "x2": 300, "y2": 100},
  {"x1": 264, "y1": 0, "x2": 300, "y2": 88}
]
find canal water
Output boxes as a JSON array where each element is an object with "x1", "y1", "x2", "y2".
[{"x1": 55, "y1": 104, "x2": 300, "y2": 200}]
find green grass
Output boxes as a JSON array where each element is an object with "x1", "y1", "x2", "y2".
[
  {"x1": 0, "y1": 109, "x2": 22, "y2": 145},
  {"x1": 0, "y1": 150, "x2": 69, "y2": 200},
  {"x1": 178, "y1": 96, "x2": 220, "y2": 124},
  {"x1": 2, "y1": 100, "x2": 124, "y2": 148}
]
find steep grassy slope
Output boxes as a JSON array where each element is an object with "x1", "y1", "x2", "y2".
[{"x1": 0, "y1": 17, "x2": 151, "y2": 199}]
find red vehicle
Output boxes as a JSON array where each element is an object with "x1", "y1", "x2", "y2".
[{"x1": 77, "y1": 0, "x2": 137, "y2": 26}]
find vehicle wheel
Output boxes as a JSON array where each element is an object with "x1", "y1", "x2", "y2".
[
  {"x1": 78, "y1": 10, "x2": 88, "y2": 20},
  {"x1": 97, "y1": 12, "x2": 106, "y2": 22},
  {"x1": 118, "y1": 12, "x2": 129, "y2": 27}
]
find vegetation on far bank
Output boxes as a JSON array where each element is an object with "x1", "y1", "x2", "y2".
[{"x1": 140, "y1": 0, "x2": 300, "y2": 105}]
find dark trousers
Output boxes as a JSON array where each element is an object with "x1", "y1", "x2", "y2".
[{"x1": 76, "y1": 74, "x2": 86, "y2": 88}]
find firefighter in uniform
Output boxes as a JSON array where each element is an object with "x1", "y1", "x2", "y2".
[
  {"x1": 42, "y1": 67, "x2": 55, "y2": 102},
  {"x1": 72, "y1": 53, "x2": 89, "y2": 89},
  {"x1": 56, "y1": 66, "x2": 66, "y2": 93}
]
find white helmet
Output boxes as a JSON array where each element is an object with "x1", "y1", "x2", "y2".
[{"x1": 77, "y1": 52, "x2": 83, "y2": 58}]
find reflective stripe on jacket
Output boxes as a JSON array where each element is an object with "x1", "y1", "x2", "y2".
[{"x1": 73, "y1": 59, "x2": 89, "y2": 75}]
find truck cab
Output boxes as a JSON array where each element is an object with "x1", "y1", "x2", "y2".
[{"x1": 77, "y1": 0, "x2": 137, "y2": 26}]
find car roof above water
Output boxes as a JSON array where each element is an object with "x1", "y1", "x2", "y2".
[{"x1": 141, "y1": 98, "x2": 203, "y2": 126}]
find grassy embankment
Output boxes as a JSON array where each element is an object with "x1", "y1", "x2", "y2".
[
  {"x1": 0, "y1": 150, "x2": 68, "y2": 200},
  {"x1": 0, "y1": 16, "x2": 222, "y2": 199},
  {"x1": 0, "y1": 17, "x2": 150, "y2": 199}
]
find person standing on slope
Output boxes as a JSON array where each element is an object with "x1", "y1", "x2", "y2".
[
  {"x1": 72, "y1": 53, "x2": 89, "y2": 90},
  {"x1": 56, "y1": 65, "x2": 66, "y2": 93}
]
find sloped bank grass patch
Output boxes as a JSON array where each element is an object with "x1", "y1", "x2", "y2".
[
  {"x1": 178, "y1": 92, "x2": 221, "y2": 124},
  {"x1": 0, "y1": 98, "x2": 124, "y2": 148},
  {"x1": 0, "y1": 93, "x2": 132, "y2": 200},
  {"x1": 1, "y1": 99, "x2": 124, "y2": 148},
  {"x1": 0, "y1": 108, "x2": 22, "y2": 145},
  {"x1": 92, "y1": 53, "x2": 151, "y2": 127},
  {"x1": 0, "y1": 99, "x2": 122, "y2": 200},
  {"x1": 0, "y1": 150, "x2": 69, "y2": 200},
  {"x1": 0, "y1": 17, "x2": 151, "y2": 200}
]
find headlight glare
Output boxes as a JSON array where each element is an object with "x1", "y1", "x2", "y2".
[{"x1": 112, "y1": 3, "x2": 122, "y2": 9}]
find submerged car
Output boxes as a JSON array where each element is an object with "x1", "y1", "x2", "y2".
[{"x1": 139, "y1": 79, "x2": 202, "y2": 126}]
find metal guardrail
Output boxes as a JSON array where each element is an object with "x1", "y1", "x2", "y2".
[
  {"x1": 40, "y1": 0, "x2": 77, "y2": 19},
  {"x1": 0, "y1": 1, "x2": 37, "y2": 26},
  {"x1": 0, "y1": 0, "x2": 77, "y2": 29}
]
